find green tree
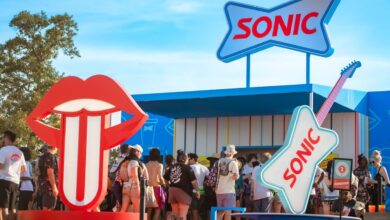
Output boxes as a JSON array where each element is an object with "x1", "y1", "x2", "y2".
[{"x1": 0, "y1": 11, "x2": 80, "y2": 152}]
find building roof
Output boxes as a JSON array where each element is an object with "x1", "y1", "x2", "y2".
[{"x1": 132, "y1": 84, "x2": 368, "y2": 118}]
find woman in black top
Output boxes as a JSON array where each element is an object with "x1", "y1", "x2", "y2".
[
  {"x1": 164, "y1": 150, "x2": 200, "y2": 220},
  {"x1": 370, "y1": 150, "x2": 390, "y2": 212}
]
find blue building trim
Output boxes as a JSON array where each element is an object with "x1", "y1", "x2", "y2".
[{"x1": 132, "y1": 84, "x2": 368, "y2": 118}]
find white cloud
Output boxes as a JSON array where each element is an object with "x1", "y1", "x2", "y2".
[
  {"x1": 166, "y1": 1, "x2": 202, "y2": 14},
  {"x1": 53, "y1": 46, "x2": 390, "y2": 94}
]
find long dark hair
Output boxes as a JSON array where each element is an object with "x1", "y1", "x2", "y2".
[
  {"x1": 20, "y1": 147, "x2": 31, "y2": 161},
  {"x1": 165, "y1": 155, "x2": 174, "y2": 167},
  {"x1": 326, "y1": 160, "x2": 333, "y2": 181},
  {"x1": 149, "y1": 148, "x2": 161, "y2": 162},
  {"x1": 357, "y1": 154, "x2": 369, "y2": 169},
  {"x1": 115, "y1": 148, "x2": 141, "y2": 173},
  {"x1": 176, "y1": 149, "x2": 187, "y2": 164}
]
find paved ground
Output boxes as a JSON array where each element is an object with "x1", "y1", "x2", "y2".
[{"x1": 365, "y1": 212, "x2": 390, "y2": 220}]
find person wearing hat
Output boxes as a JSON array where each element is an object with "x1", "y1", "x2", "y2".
[
  {"x1": 118, "y1": 144, "x2": 149, "y2": 213},
  {"x1": 353, "y1": 201, "x2": 366, "y2": 218},
  {"x1": 215, "y1": 145, "x2": 239, "y2": 220},
  {"x1": 370, "y1": 150, "x2": 390, "y2": 212},
  {"x1": 207, "y1": 153, "x2": 220, "y2": 170}
]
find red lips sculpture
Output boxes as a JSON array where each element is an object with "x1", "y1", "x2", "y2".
[{"x1": 22, "y1": 75, "x2": 147, "y2": 219}]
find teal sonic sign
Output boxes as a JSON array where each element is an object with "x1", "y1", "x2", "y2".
[
  {"x1": 258, "y1": 106, "x2": 339, "y2": 214},
  {"x1": 217, "y1": 0, "x2": 340, "y2": 62}
]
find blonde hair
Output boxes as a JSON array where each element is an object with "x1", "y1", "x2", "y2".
[
  {"x1": 261, "y1": 152, "x2": 272, "y2": 163},
  {"x1": 371, "y1": 150, "x2": 382, "y2": 163}
]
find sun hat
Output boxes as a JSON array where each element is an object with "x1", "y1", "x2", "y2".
[
  {"x1": 224, "y1": 144, "x2": 238, "y2": 155},
  {"x1": 207, "y1": 153, "x2": 220, "y2": 160},
  {"x1": 353, "y1": 201, "x2": 365, "y2": 211},
  {"x1": 130, "y1": 144, "x2": 143, "y2": 154}
]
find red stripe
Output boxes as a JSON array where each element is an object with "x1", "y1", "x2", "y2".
[
  {"x1": 249, "y1": 116, "x2": 252, "y2": 146},
  {"x1": 76, "y1": 113, "x2": 87, "y2": 202},
  {"x1": 334, "y1": 179, "x2": 350, "y2": 183},
  {"x1": 216, "y1": 117, "x2": 219, "y2": 153}
]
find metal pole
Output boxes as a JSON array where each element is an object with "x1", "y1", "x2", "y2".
[
  {"x1": 309, "y1": 92, "x2": 314, "y2": 109},
  {"x1": 339, "y1": 190, "x2": 343, "y2": 220},
  {"x1": 246, "y1": 55, "x2": 251, "y2": 88},
  {"x1": 306, "y1": 53, "x2": 311, "y2": 85},
  {"x1": 306, "y1": 53, "x2": 314, "y2": 108},
  {"x1": 139, "y1": 178, "x2": 146, "y2": 220}
]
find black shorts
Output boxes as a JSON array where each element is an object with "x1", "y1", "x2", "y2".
[
  {"x1": 42, "y1": 192, "x2": 57, "y2": 209},
  {"x1": 191, "y1": 194, "x2": 203, "y2": 210},
  {"x1": 0, "y1": 179, "x2": 19, "y2": 209},
  {"x1": 18, "y1": 191, "x2": 33, "y2": 210}
]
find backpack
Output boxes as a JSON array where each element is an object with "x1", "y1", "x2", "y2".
[
  {"x1": 38, "y1": 153, "x2": 57, "y2": 179},
  {"x1": 219, "y1": 158, "x2": 235, "y2": 176},
  {"x1": 119, "y1": 160, "x2": 131, "y2": 182},
  {"x1": 204, "y1": 161, "x2": 219, "y2": 188},
  {"x1": 109, "y1": 156, "x2": 125, "y2": 181},
  {"x1": 119, "y1": 159, "x2": 146, "y2": 183}
]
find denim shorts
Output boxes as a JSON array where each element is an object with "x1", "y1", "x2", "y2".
[{"x1": 216, "y1": 193, "x2": 236, "y2": 207}]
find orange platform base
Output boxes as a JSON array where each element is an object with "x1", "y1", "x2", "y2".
[{"x1": 18, "y1": 210, "x2": 146, "y2": 220}]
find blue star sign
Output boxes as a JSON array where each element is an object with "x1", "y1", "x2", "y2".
[
  {"x1": 217, "y1": 0, "x2": 340, "y2": 62},
  {"x1": 258, "y1": 105, "x2": 339, "y2": 214}
]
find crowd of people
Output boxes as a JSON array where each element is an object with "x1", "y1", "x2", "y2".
[
  {"x1": 0, "y1": 130, "x2": 60, "y2": 220},
  {"x1": 0, "y1": 129, "x2": 390, "y2": 220}
]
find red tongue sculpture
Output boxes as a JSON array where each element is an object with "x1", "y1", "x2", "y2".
[{"x1": 21, "y1": 75, "x2": 148, "y2": 220}]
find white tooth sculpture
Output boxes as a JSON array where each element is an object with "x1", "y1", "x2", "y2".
[{"x1": 54, "y1": 98, "x2": 115, "y2": 112}]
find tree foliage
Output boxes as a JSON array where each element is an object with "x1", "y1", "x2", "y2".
[{"x1": 0, "y1": 11, "x2": 80, "y2": 152}]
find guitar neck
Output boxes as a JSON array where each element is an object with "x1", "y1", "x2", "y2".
[{"x1": 315, "y1": 74, "x2": 349, "y2": 126}]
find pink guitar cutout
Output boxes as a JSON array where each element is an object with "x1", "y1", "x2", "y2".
[
  {"x1": 259, "y1": 60, "x2": 362, "y2": 214},
  {"x1": 316, "y1": 61, "x2": 362, "y2": 125}
]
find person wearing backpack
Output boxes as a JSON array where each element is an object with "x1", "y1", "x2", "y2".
[
  {"x1": 203, "y1": 153, "x2": 220, "y2": 220},
  {"x1": 118, "y1": 144, "x2": 148, "y2": 213},
  {"x1": 215, "y1": 145, "x2": 239, "y2": 220},
  {"x1": 110, "y1": 144, "x2": 129, "y2": 211}
]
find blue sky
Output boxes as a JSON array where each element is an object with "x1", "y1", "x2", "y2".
[{"x1": 1, "y1": 0, "x2": 389, "y2": 94}]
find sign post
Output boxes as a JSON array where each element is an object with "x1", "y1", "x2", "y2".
[
  {"x1": 306, "y1": 53, "x2": 313, "y2": 108},
  {"x1": 332, "y1": 158, "x2": 352, "y2": 219},
  {"x1": 246, "y1": 55, "x2": 251, "y2": 88},
  {"x1": 332, "y1": 158, "x2": 353, "y2": 191}
]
